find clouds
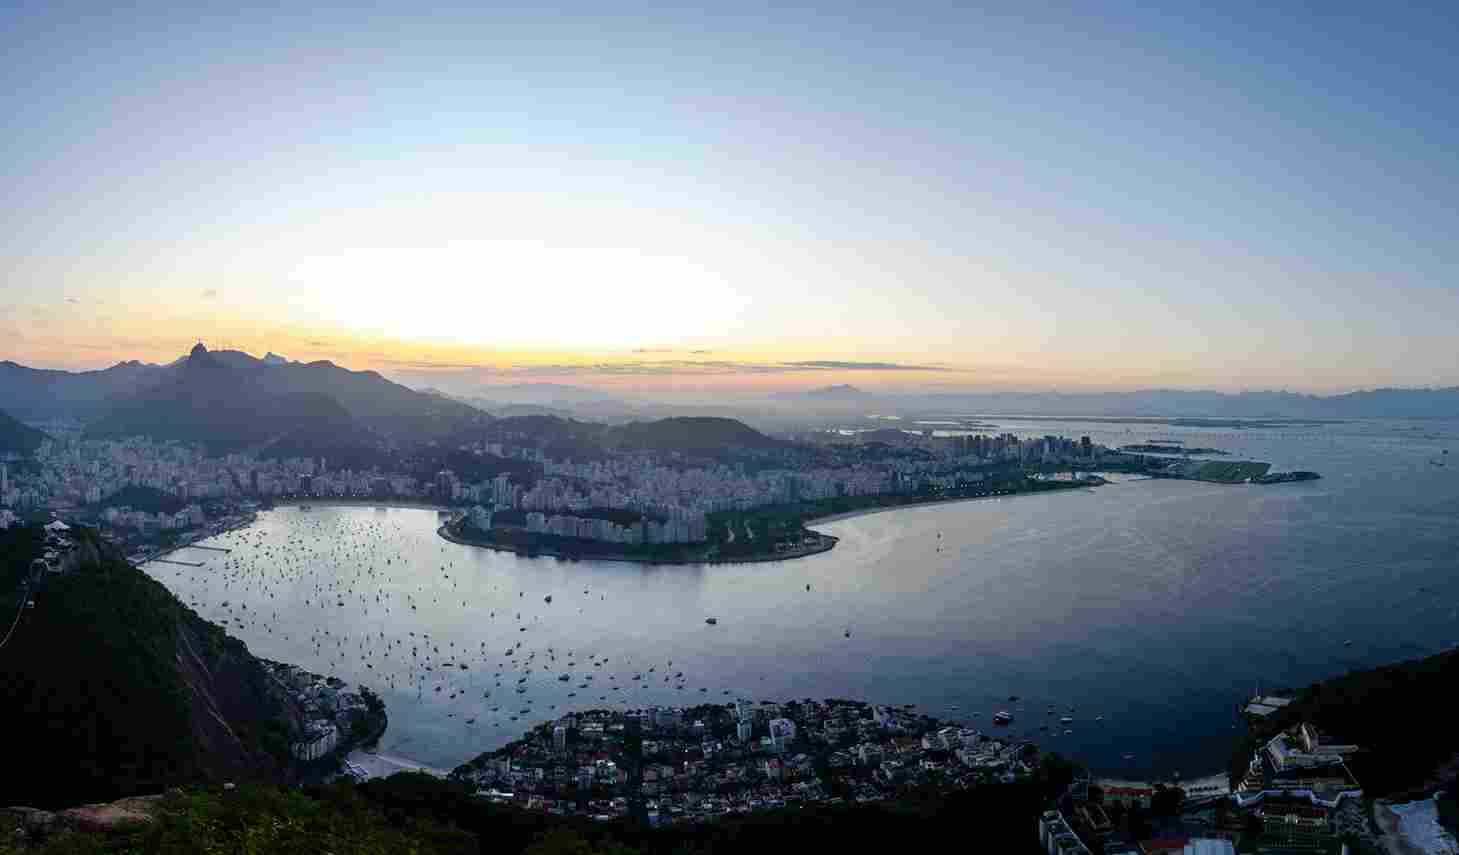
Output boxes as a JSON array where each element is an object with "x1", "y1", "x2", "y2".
[
  {"x1": 390, "y1": 358, "x2": 961, "y2": 379},
  {"x1": 200, "y1": 288, "x2": 219, "y2": 299},
  {"x1": 780, "y1": 360, "x2": 950, "y2": 372}
]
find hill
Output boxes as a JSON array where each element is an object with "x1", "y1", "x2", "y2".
[
  {"x1": 81, "y1": 344, "x2": 492, "y2": 454},
  {"x1": 1236, "y1": 647, "x2": 1459, "y2": 797},
  {"x1": 0, "y1": 410, "x2": 48, "y2": 455},
  {"x1": 0, "y1": 528, "x2": 302, "y2": 808},
  {"x1": 0, "y1": 761, "x2": 1073, "y2": 854},
  {"x1": 466, "y1": 414, "x2": 782, "y2": 460},
  {"x1": 0, "y1": 360, "x2": 171, "y2": 421},
  {"x1": 86, "y1": 346, "x2": 367, "y2": 454},
  {"x1": 92, "y1": 485, "x2": 185, "y2": 514},
  {"x1": 607, "y1": 417, "x2": 782, "y2": 454},
  {"x1": 6, "y1": 345, "x2": 491, "y2": 449}
]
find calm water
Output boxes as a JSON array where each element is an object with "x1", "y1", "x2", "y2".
[{"x1": 143, "y1": 418, "x2": 1459, "y2": 779}]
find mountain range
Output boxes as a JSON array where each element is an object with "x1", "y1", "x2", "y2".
[
  {"x1": 3, "y1": 344, "x2": 493, "y2": 454},
  {"x1": 765, "y1": 386, "x2": 1459, "y2": 419}
]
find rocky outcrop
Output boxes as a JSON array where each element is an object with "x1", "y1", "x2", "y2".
[{"x1": 4, "y1": 793, "x2": 163, "y2": 844}]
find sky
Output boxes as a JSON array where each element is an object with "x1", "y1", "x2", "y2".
[{"x1": 2, "y1": 1, "x2": 1457, "y2": 395}]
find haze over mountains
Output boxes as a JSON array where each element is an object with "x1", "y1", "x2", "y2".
[
  {"x1": 0, "y1": 345, "x2": 792, "y2": 460},
  {"x1": 4, "y1": 347, "x2": 1459, "y2": 457},
  {"x1": 1, "y1": 343, "x2": 492, "y2": 455},
  {"x1": 746, "y1": 386, "x2": 1459, "y2": 420}
]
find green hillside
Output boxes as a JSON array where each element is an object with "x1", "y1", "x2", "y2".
[
  {"x1": 0, "y1": 763, "x2": 1073, "y2": 854},
  {"x1": 1234, "y1": 647, "x2": 1459, "y2": 797},
  {"x1": 0, "y1": 528, "x2": 296, "y2": 808}
]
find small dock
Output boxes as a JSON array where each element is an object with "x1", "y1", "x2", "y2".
[
  {"x1": 152, "y1": 558, "x2": 205, "y2": 567},
  {"x1": 186, "y1": 544, "x2": 231, "y2": 553}
]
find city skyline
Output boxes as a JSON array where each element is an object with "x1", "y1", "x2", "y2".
[{"x1": 5, "y1": 2, "x2": 1459, "y2": 393}]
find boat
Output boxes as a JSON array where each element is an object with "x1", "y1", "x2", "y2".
[
  {"x1": 992, "y1": 711, "x2": 1013, "y2": 725},
  {"x1": 1060, "y1": 716, "x2": 1074, "y2": 724},
  {"x1": 705, "y1": 617, "x2": 718, "y2": 625}
]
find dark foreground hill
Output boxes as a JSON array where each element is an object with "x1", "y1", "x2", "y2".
[
  {"x1": 1232, "y1": 646, "x2": 1459, "y2": 797},
  {"x1": 0, "y1": 528, "x2": 301, "y2": 809},
  {"x1": 1, "y1": 763, "x2": 1074, "y2": 854}
]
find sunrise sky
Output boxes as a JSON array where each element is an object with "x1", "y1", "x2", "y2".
[{"x1": 3, "y1": 2, "x2": 1457, "y2": 394}]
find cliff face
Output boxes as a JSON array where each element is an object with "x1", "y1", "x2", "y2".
[
  {"x1": 173, "y1": 612, "x2": 301, "y2": 785},
  {"x1": 0, "y1": 533, "x2": 301, "y2": 809}
]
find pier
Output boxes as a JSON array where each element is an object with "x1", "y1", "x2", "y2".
[
  {"x1": 185, "y1": 544, "x2": 231, "y2": 553},
  {"x1": 152, "y1": 558, "x2": 205, "y2": 567}
]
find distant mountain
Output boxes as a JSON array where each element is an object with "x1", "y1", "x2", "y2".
[
  {"x1": 72, "y1": 344, "x2": 491, "y2": 452},
  {"x1": 776, "y1": 384, "x2": 866, "y2": 400},
  {"x1": 260, "y1": 352, "x2": 290, "y2": 366},
  {"x1": 484, "y1": 402, "x2": 583, "y2": 419},
  {"x1": 0, "y1": 359, "x2": 172, "y2": 420},
  {"x1": 873, "y1": 388, "x2": 1459, "y2": 419},
  {"x1": 0, "y1": 409, "x2": 49, "y2": 454},
  {"x1": 85, "y1": 345, "x2": 361, "y2": 453},
  {"x1": 469, "y1": 382, "x2": 637, "y2": 405}
]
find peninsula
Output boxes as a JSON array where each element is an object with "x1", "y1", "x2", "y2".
[{"x1": 439, "y1": 473, "x2": 1102, "y2": 564}]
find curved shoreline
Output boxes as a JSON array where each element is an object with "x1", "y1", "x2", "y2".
[
  {"x1": 433, "y1": 482, "x2": 1105, "y2": 565},
  {"x1": 801, "y1": 485, "x2": 1100, "y2": 529},
  {"x1": 436, "y1": 523, "x2": 839, "y2": 565},
  {"x1": 270, "y1": 498, "x2": 451, "y2": 511}
]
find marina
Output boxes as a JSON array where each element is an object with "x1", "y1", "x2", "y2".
[{"x1": 136, "y1": 417, "x2": 1459, "y2": 779}]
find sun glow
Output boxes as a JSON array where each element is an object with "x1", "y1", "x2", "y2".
[{"x1": 285, "y1": 240, "x2": 749, "y2": 349}]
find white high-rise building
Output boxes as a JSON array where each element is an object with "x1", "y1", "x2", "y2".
[{"x1": 768, "y1": 718, "x2": 796, "y2": 752}]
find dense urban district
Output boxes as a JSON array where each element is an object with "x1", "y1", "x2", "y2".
[
  {"x1": 2, "y1": 415, "x2": 1313, "y2": 564},
  {"x1": 453, "y1": 698, "x2": 1038, "y2": 824}
]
